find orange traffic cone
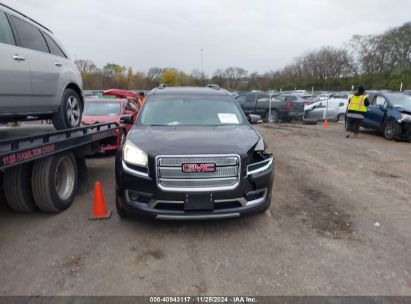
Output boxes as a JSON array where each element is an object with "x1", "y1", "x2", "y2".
[
  {"x1": 322, "y1": 119, "x2": 329, "y2": 129},
  {"x1": 89, "y1": 181, "x2": 112, "y2": 220}
]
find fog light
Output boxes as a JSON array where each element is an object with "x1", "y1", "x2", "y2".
[
  {"x1": 245, "y1": 189, "x2": 265, "y2": 201},
  {"x1": 128, "y1": 191, "x2": 139, "y2": 201}
]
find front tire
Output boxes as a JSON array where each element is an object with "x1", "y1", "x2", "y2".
[
  {"x1": 383, "y1": 120, "x2": 400, "y2": 140},
  {"x1": 266, "y1": 110, "x2": 279, "y2": 123},
  {"x1": 32, "y1": 152, "x2": 78, "y2": 213},
  {"x1": 116, "y1": 199, "x2": 128, "y2": 218},
  {"x1": 337, "y1": 114, "x2": 345, "y2": 122},
  {"x1": 52, "y1": 89, "x2": 82, "y2": 130}
]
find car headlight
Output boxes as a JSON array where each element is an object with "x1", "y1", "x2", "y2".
[
  {"x1": 254, "y1": 138, "x2": 265, "y2": 151},
  {"x1": 399, "y1": 113, "x2": 411, "y2": 123},
  {"x1": 123, "y1": 140, "x2": 148, "y2": 167},
  {"x1": 247, "y1": 138, "x2": 273, "y2": 175}
]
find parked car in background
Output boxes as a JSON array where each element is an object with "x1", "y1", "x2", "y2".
[
  {"x1": 0, "y1": 3, "x2": 83, "y2": 129},
  {"x1": 236, "y1": 93, "x2": 304, "y2": 123},
  {"x1": 304, "y1": 98, "x2": 348, "y2": 122},
  {"x1": 361, "y1": 92, "x2": 411, "y2": 140},
  {"x1": 82, "y1": 98, "x2": 138, "y2": 152}
]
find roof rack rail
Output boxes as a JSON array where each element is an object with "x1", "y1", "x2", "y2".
[
  {"x1": 0, "y1": 2, "x2": 53, "y2": 33},
  {"x1": 207, "y1": 84, "x2": 220, "y2": 90},
  {"x1": 159, "y1": 83, "x2": 167, "y2": 89}
]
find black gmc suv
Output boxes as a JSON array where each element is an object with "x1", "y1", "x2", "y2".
[{"x1": 115, "y1": 86, "x2": 274, "y2": 220}]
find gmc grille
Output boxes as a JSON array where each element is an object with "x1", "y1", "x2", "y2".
[{"x1": 156, "y1": 155, "x2": 240, "y2": 192}]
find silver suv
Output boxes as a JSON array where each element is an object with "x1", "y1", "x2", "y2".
[{"x1": 0, "y1": 3, "x2": 83, "y2": 129}]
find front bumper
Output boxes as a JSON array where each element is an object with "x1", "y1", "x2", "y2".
[
  {"x1": 397, "y1": 121, "x2": 411, "y2": 141},
  {"x1": 115, "y1": 155, "x2": 274, "y2": 220}
]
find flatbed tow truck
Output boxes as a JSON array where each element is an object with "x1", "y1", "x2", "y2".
[{"x1": 0, "y1": 123, "x2": 122, "y2": 213}]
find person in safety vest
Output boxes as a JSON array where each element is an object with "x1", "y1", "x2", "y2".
[{"x1": 346, "y1": 86, "x2": 369, "y2": 138}]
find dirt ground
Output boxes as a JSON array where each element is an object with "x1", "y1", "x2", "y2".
[{"x1": 0, "y1": 122, "x2": 410, "y2": 295}]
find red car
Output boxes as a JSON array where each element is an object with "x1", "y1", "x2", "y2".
[
  {"x1": 102, "y1": 89, "x2": 138, "y2": 99},
  {"x1": 82, "y1": 98, "x2": 137, "y2": 153}
]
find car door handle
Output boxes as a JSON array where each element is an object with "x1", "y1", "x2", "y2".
[
  {"x1": 13, "y1": 55, "x2": 26, "y2": 61},
  {"x1": 54, "y1": 61, "x2": 62, "y2": 66}
]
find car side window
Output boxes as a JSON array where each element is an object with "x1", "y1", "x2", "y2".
[
  {"x1": 236, "y1": 95, "x2": 246, "y2": 105},
  {"x1": 10, "y1": 16, "x2": 49, "y2": 53},
  {"x1": 43, "y1": 32, "x2": 66, "y2": 58},
  {"x1": 374, "y1": 96, "x2": 386, "y2": 106},
  {"x1": 244, "y1": 94, "x2": 254, "y2": 104},
  {"x1": 0, "y1": 11, "x2": 15, "y2": 45}
]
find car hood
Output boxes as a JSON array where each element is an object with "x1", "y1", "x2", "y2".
[
  {"x1": 127, "y1": 125, "x2": 261, "y2": 156},
  {"x1": 394, "y1": 106, "x2": 411, "y2": 114},
  {"x1": 82, "y1": 115, "x2": 120, "y2": 125}
]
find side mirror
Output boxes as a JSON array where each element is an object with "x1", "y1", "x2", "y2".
[
  {"x1": 120, "y1": 115, "x2": 133, "y2": 124},
  {"x1": 339, "y1": 103, "x2": 345, "y2": 107},
  {"x1": 248, "y1": 114, "x2": 262, "y2": 124}
]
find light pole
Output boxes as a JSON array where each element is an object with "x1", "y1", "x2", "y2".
[
  {"x1": 268, "y1": 90, "x2": 273, "y2": 123},
  {"x1": 200, "y1": 48, "x2": 204, "y2": 75}
]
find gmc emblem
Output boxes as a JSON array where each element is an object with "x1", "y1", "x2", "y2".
[{"x1": 182, "y1": 163, "x2": 216, "y2": 173}]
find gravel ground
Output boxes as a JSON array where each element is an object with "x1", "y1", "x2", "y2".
[{"x1": 0, "y1": 122, "x2": 410, "y2": 295}]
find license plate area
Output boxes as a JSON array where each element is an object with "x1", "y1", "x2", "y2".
[{"x1": 184, "y1": 194, "x2": 214, "y2": 211}]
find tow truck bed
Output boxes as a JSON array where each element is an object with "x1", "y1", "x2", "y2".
[{"x1": 0, "y1": 122, "x2": 122, "y2": 213}]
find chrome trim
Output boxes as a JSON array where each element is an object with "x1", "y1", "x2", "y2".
[
  {"x1": 156, "y1": 213, "x2": 240, "y2": 220},
  {"x1": 122, "y1": 161, "x2": 149, "y2": 178},
  {"x1": 214, "y1": 188, "x2": 268, "y2": 207},
  {"x1": 148, "y1": 199, "x2": 184, "y2": 209},
  {"x1": 246, "y1": 157, "x2": 273, "y2": 176},
  {"x1": 156, "y1": 154, "x2": 241, "y2": 192}
]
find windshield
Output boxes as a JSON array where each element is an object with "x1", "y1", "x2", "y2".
[
  {"x1": 83, "y1": 102, "x2": 121, "y2": 116},
  {"x1": 386, "y1": 94, "x2": 411, "y2": 108},
  {"x1": 138, "y1": 96, "x2": 246, "y2": 126}
]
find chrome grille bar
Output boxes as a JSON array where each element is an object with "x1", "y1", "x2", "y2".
[{"x1": 156, "y1": 154, "x2": 241, "y2": 192}]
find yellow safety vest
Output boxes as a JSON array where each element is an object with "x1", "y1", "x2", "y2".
[{"x1": 348, "y1": 95, "x2": 367, "y2": 112}]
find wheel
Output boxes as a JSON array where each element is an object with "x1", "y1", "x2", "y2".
[
  {"x1": 32, "y1": 152, "x2": 78, "y2": 213},
  {"x1": 337, "y1": 114, "x2": 345, "y2": 122},
  {"x1": 116, "y1": 200, "x2": 128, "y2": 218},
  {"x1": 52, "y1": 89, "x2": 82, "y2": 130},
  {"x1": 383, "y1": 120, "x2": 401, "y2": 140},
  {"x1": 3, "y1": 163, "x2": 37, "y2": 212},
  {"x1": 266, "y1": 110, "x2": 279, "y2": 123}
]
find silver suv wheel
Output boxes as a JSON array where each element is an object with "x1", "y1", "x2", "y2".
[{"x1": 66, "y1": 96, "x2": 81, "y2": 127}]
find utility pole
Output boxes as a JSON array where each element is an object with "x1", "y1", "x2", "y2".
[
  {"x1": 200, "y1": 48, "x2": 204, "y2": 75},
  {"x1": 268, "y1": 90, "x2": 273, "y2": 123}
]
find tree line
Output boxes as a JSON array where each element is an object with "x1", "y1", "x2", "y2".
[{"x1": 76, "y1": 21, "x2": 411, "y2": 92}]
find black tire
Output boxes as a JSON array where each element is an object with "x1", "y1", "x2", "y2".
[
  {"x1": 3, "y1": 163, "x2": 37, "y2": 213},
  {"x1": 266, "y1": 110, "x2": 279, "y2": 123},
  {"x1": 259, "y1": 192, "x2": 272, "y2": 213},
  {"x1": 383, "y1": 120, "x2": 401, "y2": 140},
  {"x1": 52, "y1": 89, "x2": 82, "y2": 130},
  {"x1": 116, "y1": 200, "x2": 128, "y2": 218},
  {"x1": 32, "y1": 152, "x2": 78, "y2": 213}
]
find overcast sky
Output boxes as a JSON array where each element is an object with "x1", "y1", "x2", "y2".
[{"x1": 3, "y1": 0, "x2": 411, "y2": 74}]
